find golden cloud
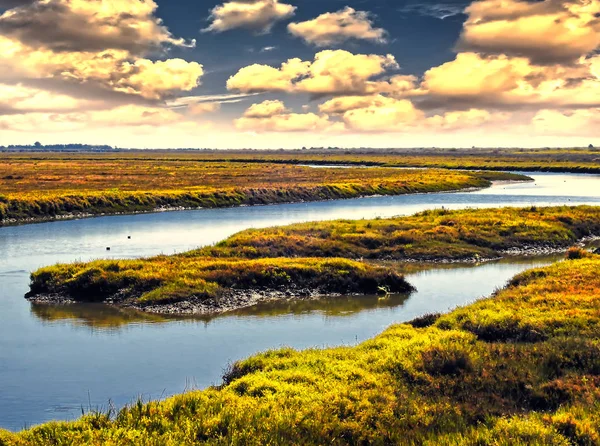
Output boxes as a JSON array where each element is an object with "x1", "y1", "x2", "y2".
[
  {"x1": 0, "y1": 0, "x2": 204, "y2": 101},
  {"x1": 203, "y1": 0, "x2": 296, "y2": 34},
  {"x1": 243, "y1": 99, "x2": 289, "y2": 117},
  {"x1": 421, "y1": 52, "x2": 600, "y2": 108},
  {"x1": 227, "y1": 50, "x2": 399, "y2": 95},
  {"x1": 235, "y1": 99, "x2": 337, "y2": 132},
  {"x1": 532, "y1": 108, "x2": 600, "y2": 136},
  {"x1": 0, "y1": 83, "x2": 99, "y2": 113},
  {"x1": 288, "y1": 7, "x2": 387, "y2": 47},
  {"x1": 340, "y1": 96, "x2": 423, "y2": 132},
  {"x1": 187, "y1": 102, "x2": 221, "y2": 115},
  {"x1": 458, "y1": 0, "x2": 600, "y2": 63},
  {"x1": 0, "y1": 0, "x2": 193, "y2": 53}
]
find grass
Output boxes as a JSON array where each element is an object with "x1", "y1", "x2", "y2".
[
  {"x1": 5, "y1": 146, "x2": 600, "y2": 173},
  {"x1": 4, "y1": 253, "x2": 600, "y2": 444},
  {"x1": 199, "y1": 206, "x2": 600, "y2": 261},
  {"x1": 0, "y1": 156, "x2": 523, "y2": 224},
  {"x1": 28, "y1": 257, "x2": 412, "y2": 306},
  {"x1": 26, "y1": 206, "x2": 600, "y2": 309}
]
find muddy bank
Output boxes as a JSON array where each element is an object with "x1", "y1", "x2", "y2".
[{"x1": 27, "y1": 285, "x2": 410, "y2": 316}]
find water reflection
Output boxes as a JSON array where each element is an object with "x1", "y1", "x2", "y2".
[{"x1": 29, "y1": 255, "x2": 565, "y2": 331}]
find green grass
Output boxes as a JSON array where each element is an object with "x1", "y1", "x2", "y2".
[
  {"x1": 28, "y1": 257, "x2": 412, "y2": 305},
  {"x1": 4, "y1": 254, "x2": 600, "y2": 444},
  {"x1": 199, "y1": 206, "x2": 600, "y2": 261}
]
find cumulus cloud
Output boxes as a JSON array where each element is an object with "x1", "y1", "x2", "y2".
[
  {"x1": 235, "y1": 99, "x2": 337, "y2": 132},
  {"x1": 243, "y1": 99, "x2": 288, "y2": 117},
  {"x1": 288, "y1": 7, "x2": 387, "y2": 47},
  {"x1": 0, "y1": 0, "x2": 204, "y2": 101},
  {"x1": 203, "y1": 0, "x2": 296, "y2": 34},
  {"x1": 227, "y1": 50, "x2": 399, "y2": 95},
  {"x1": 421, "y1": 52, "x2": 600, "y2": 109},
  {"x1": 0, "y1": 37, "x2": 204, "y2": 100},
  {"x1": 458, "y1": 0, "x2": 600, "y2": 64},
  {"x1": 340, "y1": 96, "x2": 424, "y2": 132},
  {"x1": 0, "y1": 0, "x2": 193, "y2": 53}
]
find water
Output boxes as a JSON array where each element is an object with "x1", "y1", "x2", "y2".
[{"x1": 1, "y1": 172, "x2": 599, "y2": 430}]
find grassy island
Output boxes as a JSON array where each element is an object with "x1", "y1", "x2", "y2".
[
  {"x1": 27, "y1": 257, "x2": 412, "y2": 313},
  {"x1": 26, "y1": 206, "x2": 600, "y2": 314},
  {"x1": 200, "y1": 206, "x2": 600, "y2": 262},
  {"x1": 0, "y1": 156, "x2": 523, "y2": 225},
  {"x1": 5, "y1": 253, "x2": 600, "y2": 444}
]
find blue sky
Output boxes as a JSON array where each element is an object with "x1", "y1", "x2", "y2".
[{"x1": 0, "y1": 0, "x2": 599, "y2": 148}]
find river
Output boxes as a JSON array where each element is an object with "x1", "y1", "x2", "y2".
[{"x1": 1, "y1": 172, "x2": 599, "y2": 430}]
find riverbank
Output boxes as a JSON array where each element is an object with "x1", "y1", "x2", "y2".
[
  {"x1": 0, "y1": 160, "x2": 524, "y2": 226},
  {"x1": 5, "y1": 253, "x2": 600, "y2": 444},
  {"x1": 25, "y1": 206, "x2": 600, "y2": 315},
  {"x1": 27, "y1": 257, "x2": 413, "y2": 315}
]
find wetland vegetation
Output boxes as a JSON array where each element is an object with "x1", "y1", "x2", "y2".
[
  {"x1": 26, "y1": 206, "x2": 600, "y2": 313},
  {"x1": 0, "y1": 155, "x2": 523, "y2": 225},
  {"x1": 5, "y1": 253, "x2": 600, "y2": 445}
]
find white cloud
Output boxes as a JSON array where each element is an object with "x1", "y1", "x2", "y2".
[
  {"x1": 288, "y1": 7, "x2": 387, "y2": 47},
  {"x1": 227, "y1": 50, "x2": 399, "y2": 95},
  {"x1": 203, "y1": 0, "x2": 296, "y2": 34},
  {"x1": 458, "y1": 0, "x2": 600, "y2": 63}
]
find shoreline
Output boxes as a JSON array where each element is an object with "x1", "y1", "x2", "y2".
[
  {"x1": 0, "y1": 179, "x2": 519, "y2": 229},
  {"x1": 25, "y1": 238, "x2": 598, "y2": 316}
]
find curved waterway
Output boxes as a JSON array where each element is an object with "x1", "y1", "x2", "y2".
[{"x1": 1, "y1": 171, "x2": 600, "y2": 430}]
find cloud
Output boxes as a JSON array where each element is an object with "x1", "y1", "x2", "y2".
[
  {"x1": 0, "y1": 37, "x2": 204, "y2": 100},
  {"x1": 425, "y1": 108, "x2": 509, "y2": 131},
  {"x1": 0, "y1": 0, "x2": 36, "y2": 9},
  {"x1": 187, "y1": 102, "x2": 221, "y2": 115},
  {"x1": 421, "y1": 52, "x2": 600, "y2": 109},
  {"x1": 227, "y1": 49, "x2": 399, "y2": 95},
  {"x1": 0, "y1": 0, "x2": 193, "y2": 53},
  {"x1": 0, "y1": 0, "x2": 204, "y2": 101},
  {"x1": 458, "y1": 0, "x2": 600, "y2": 64},
  {"x1": 288, "y1": 7, "x2": 387, "y2": 47},
  {"x1": 398, "y1": 3, "x2": 466, "y2": 20},
  {"x1": 243, "y1": 99, "x2": 288, "y2": 117},
  {"x1": 203, "y1": 0, "x2": 296, "y2": 34},
  {"x1": 319, "y1": 95, "x2": 396, "y2": 115},
  {"x1": 340, "y1": 96, "x2": 424, "y2": 132},
  {"x1": 167, "y1": 93, "x2": 260, "y2": 108},
  {"x1": 532, "y1": 108, "x2": 600, "y2": 136},
  {"x1": 0, "y1": 103, "x2": 189, "y2": 132},
  {"x1": 235, "y1": 99, "x2": 337, "y2": 132},
  {"x1": 0, "y1": 82, "x2": 100, "y2": 114}
]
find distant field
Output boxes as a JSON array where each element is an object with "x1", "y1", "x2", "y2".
[
  {"x1": 0, "y1": 155, "x2": 524, "y2": 224},
  {"x1": 4, "y1": 146, "x2": 600, "y2": 172}
]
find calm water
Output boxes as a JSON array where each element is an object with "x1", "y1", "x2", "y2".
[{"x1": 1, "y1": 172, "x2": 600, "y2": 430}]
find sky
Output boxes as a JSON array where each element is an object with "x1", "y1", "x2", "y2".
[{"x1": 0, "y1": 0, "x2": 599, "y2": 149}]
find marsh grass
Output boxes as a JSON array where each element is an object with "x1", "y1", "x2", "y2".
[
  {"x1": 28, "y1": 257, "x2": 413, "y2": 304},
  {"x1": 27, "y1": 206, "x2": 600, "y2": 307},
  {"x1": 0, "y1": 158, "x2": 521, "y2": 223},
  {"x1": 5, "y1": 255, "x2": 600, "y2": 445},
  {"x1": 199, "y1": 206, "x2": 600, "y2": 261}
]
